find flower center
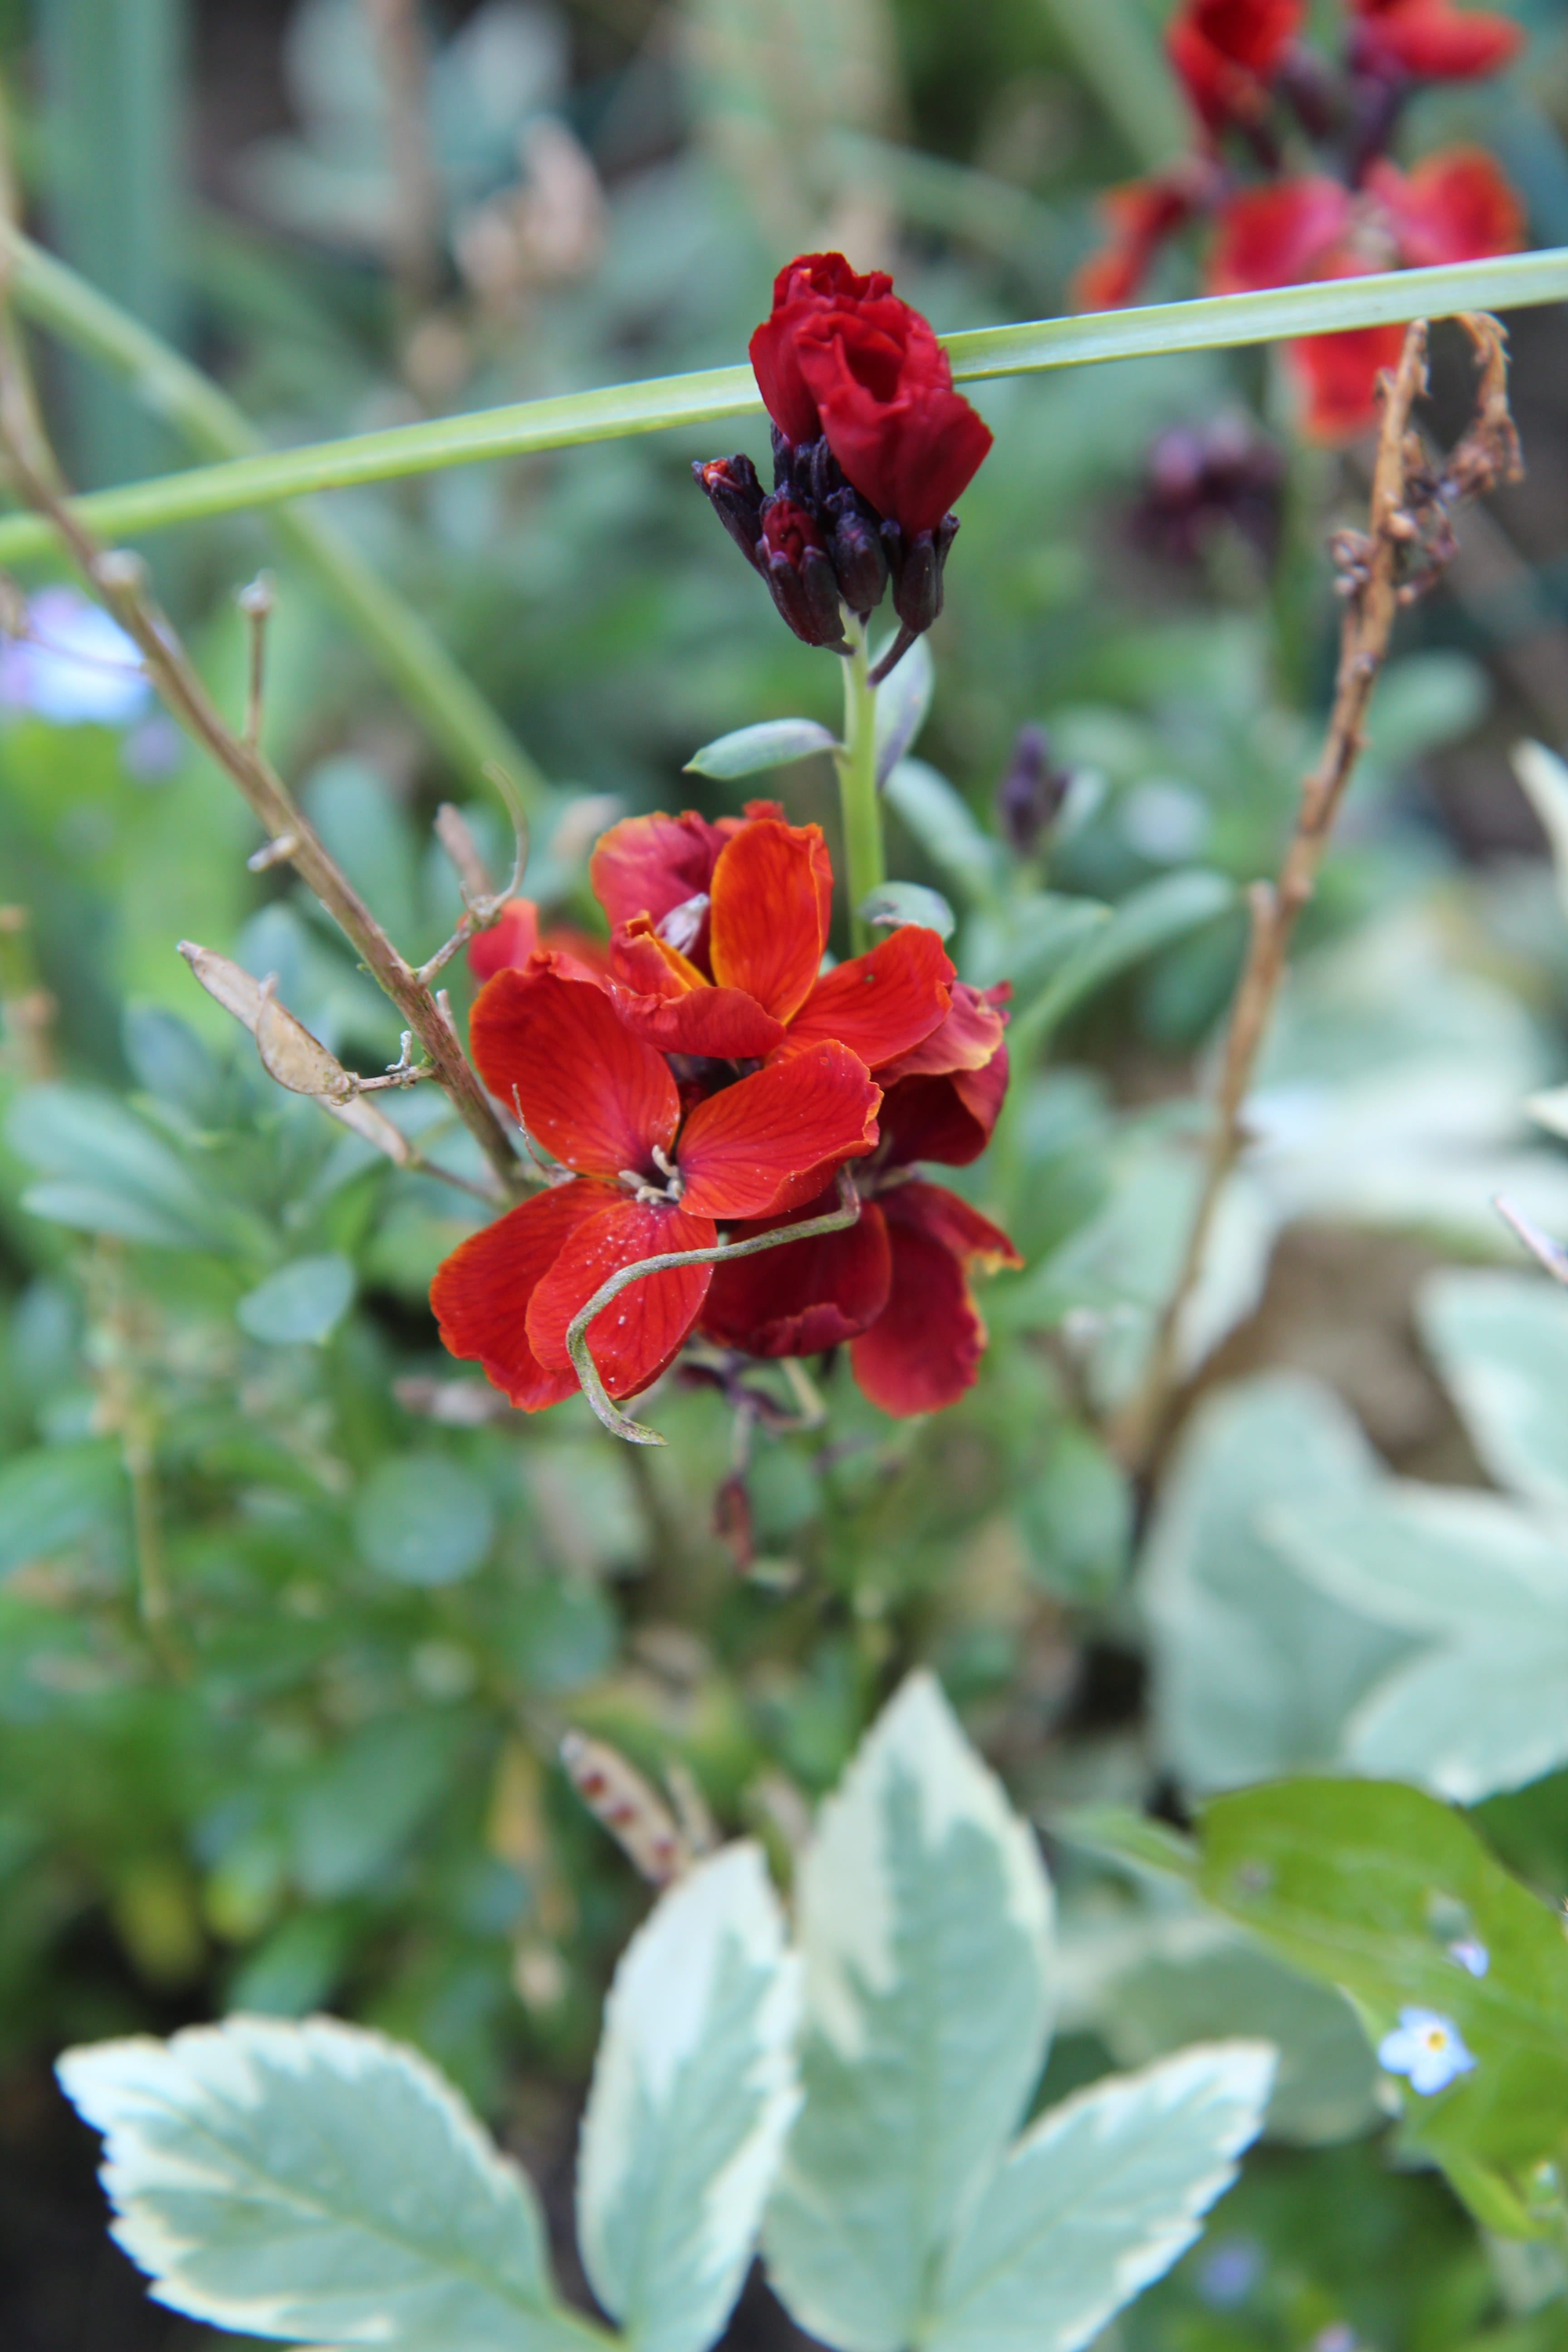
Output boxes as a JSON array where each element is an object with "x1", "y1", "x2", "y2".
[{"x1": 620, "y1": 1142, "x2": 686, "y2": 1207}]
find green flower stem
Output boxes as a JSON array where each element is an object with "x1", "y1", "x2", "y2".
[
  {"x1": 566, "y1": 1176, "x2": 862, "y2": 1445},
  {"x1": 0, "y1": 247, "x2": 1562, "y2": 556},
  {"x1": 0, "y1": 223, "x2": 547, "y2": 808},
  {"x1": 836, "y1": 616, "x2": 884, "y2": 956}
]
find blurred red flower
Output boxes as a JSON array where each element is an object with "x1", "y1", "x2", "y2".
[
  {"x1": 749, "y1": 252, "x2": 993, "y2": 540},
  {"x1": 1167, "y1": 0, "x2": 1304, "y2": 133},
  {"x1": 1350, "y1": 0, "x2": 1523, "y2": 80}
]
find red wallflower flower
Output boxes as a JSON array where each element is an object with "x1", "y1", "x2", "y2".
[
  {"x1": 1350, "y1": 0, "x2": 1523, "y2": 81},
  {"x1": 431, "y1": 965, "x2": 881, "y2": 1407},
  {"x1": 701, "y1": 981, "x2": 1019, "y2": 1414},
  {"x1": 466, "y1": 897, "x2": 610, "y2": 985},
  {"x1": 749, "y1": 253, "x2": 993, "y2": 540},
  {"x1": 1207, "y1": 149, "x2": 1522, "y2": 435},
  {"x1": 1074, "y1": 176, "x2": 1199, "y2": 312},
  {"x1": 594, "y1": 805, "x2": 954, "y2": 1067},
  {"x1": 1168, "y1": 0, "x2": 1305, "y2": 134}
]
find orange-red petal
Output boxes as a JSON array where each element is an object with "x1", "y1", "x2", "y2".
[
  {"x1": 709, "y1": 816, "x2": 833, "y2": 1022},
  {"x1": 850, "y1": 1181, "x2": 1019, "y2": 1416},
  {"x1": 589, "y1": 810, "x2": 731, "y2": 933},
  {"x1": 430, "y1": 1178, "x2": 616, "y2": 1410},
  {"x1": 677, "y1": 1041, "x2": 881, "y2": 1218},
  {"x1": 701, "y1": 1191, "x2": 891, "y2": 1356},
  {"x1": 875, "y1": 978, "x2": 1005, "y2": 1081},
  {"x1": 617, "y1": 988, "x2": 788, "y2": 1058},
  {"x1": 1368, "y1": 148, "x2": 1524, "y2": 268},
  {"x1": 469, "y1": 964, "x2": 678, "y2": 1178},
  {"x1": 788, "y1": 926, "x2": 953, "y2": 1064},
  {"x1": 525, "y1": 1197, "x2": 716, "y2": 1394},
  {"x1": 1207, "y1": 176, "x2": 1352, "y2": 294}
]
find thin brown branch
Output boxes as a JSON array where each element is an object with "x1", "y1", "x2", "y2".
[
  {"x1": 1112, "y1": 318, "x2": 1518, "y2": 1472},
  {"x1": 0, "y1": 316, "x2": 523, "y2": 1198}
]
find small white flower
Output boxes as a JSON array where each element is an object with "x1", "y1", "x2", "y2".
[
  {"x1": 1448, "y1": 1936, "x2": 1489, "y2": 1979},
  {"x1": 0, "y1": 587, "x2": 149, "y2": 725},
  {"x1": 1377, "y1": 2006, "x2": 1476, "y2": 2095}
]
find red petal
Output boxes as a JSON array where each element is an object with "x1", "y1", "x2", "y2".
[
  {"x1": 677, "y1": 1041, "x2": 881, "y2": 1217},
  {"x1": 876, "y1": 979, "x2": 1005, "y2": 1081},
  {"x1": 1168, "y1": 0, "x2": 1303, "y2": 131},
  {"x1": 1352, "y1": 0, "x2": 1522, "y2": 79},
  {"x1": 709, "y1": 816, "x2": 833, "y2": 1023},
  {"x1": 590, "y1": 810, "x2": 731, "y2": 934},
  {"x1": 525, "y1": 1197, "x2": 716, "y2": 1395},
  {"x1": 1369, "y1": 149, "x2": 1524, "y2": 267},
  {"x1": 468, "y1": 898, "x2": 539, "y2": 983},
  {"x1": 788, "y1": 927, "x2": 954, "y2": 1065},
  {"x1": 469, "y1": 964, "x2": 678, "y2": 1179},
  {"x1": 850, "y1": 1181, "x2": 1018, "y2": 1416},
  {"x1": 878, "y1": 1044, "x2": 1010, "y2": 1166},
  {"x1": 1288, "y1": 320, "x2": 1405, "y2": 441},
  {"x1": 1207, "y1": 177, "x2": 1352, "y2": 293},
  {"x1": 1073, "y1": 178, "x2": 1195, "y2": 311},
  {"x1": 701, "y1": 1192, "x2": 891, "y2": 1356},
  {"x1": 799, "y1": 317, "x2": 994, "y2": 538},
  {"x1": 430, "y1": 1178, "x2": 614, "y2": 1410},
  {"x1": 616, "y1": 986, "x2": 788, "y2": 1058}
]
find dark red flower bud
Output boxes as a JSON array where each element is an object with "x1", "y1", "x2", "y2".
[
  {"x1": 884, "y1": 514, "x2": 959, "y2": 636},
  {"x1": 759, "y1": 496, "x2": 848, "y2": 649},
  {"x1": 693, "y1": 455, "x2": 766, "y2": 570},
  {"x1": 826, "y1": 487, "x2": 889, "y2": 619},
  {"x1": 996, "y1": 725, "x2": 1073, "y2": 856}
]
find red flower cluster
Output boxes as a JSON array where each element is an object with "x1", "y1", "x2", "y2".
[
  {"x1": 432, "y1": 806, "x2": 1018, "y2": 1418},
  {"x1": 696, "y1": 254, "x2": 993, "y2": 676},
  {"x1": 1077, "y1": 0, "x2": 1525, "y2": 439}
]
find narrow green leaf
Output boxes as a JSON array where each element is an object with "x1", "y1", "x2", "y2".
[
  {"x1": 0, "y1": 1441, "x2": 124, "y2": 1578},
  {"x1": 3, "y1": 248, "x2": 1562, "y2": 555},
  {"x1": 927, "y1": 2044, "x2": 1275, "y2": 2352},
  {"x1": 1053, "y1": 1807, "x2": 1198, "y2": 1886},
  {"x1": 237, "y1": 1254, "x2": 355, "y2": 1346},
  {"x1": 858, "y1": 881, "x2": 956, "y2": 940},
  {"x1": 684, "y1": 719, "x2": 839, "y2": 779},
  {"x1": 578, "y1": 1844, "x2": 799, "y2": 2352},
  {"x1": 57, "y1": 2015, "x2": 601, "y2": 2351},
  {"x1": 7, "y1": 1083, "x2": 253, "y2": 1253},
  {"x1": 884, "y1": 759, "x2": 998, "y2": 902},
  {"x1": 872, "y1": 636, "x2": 933, "y2": 786},
  {"x1": 354, "y1": 1453, "x2": 496, "y2": 1585},
  {"x1": 1419, "y1": 1268, "x2": 1568, "y2": 1512},
  {"x1": 1014, "y1": 871, "x2": 1235, "y2": 1053}
]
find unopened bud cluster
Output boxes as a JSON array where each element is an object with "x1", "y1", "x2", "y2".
[{"x1": 696, "y1": 427, "x2": 959, "y2": 657}]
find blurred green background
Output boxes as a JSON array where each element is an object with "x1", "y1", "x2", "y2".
[{"x1": 6, "y1": 0, "x2": 1568, "y2": 2344}]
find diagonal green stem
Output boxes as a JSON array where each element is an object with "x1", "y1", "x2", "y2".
[
  {"x1": 0, "y1": 223, "x2": 547, "y2": 808},
  {"x1": 836, "y1": 616, "x2": 884, "y2": 956},
  {"x1": 566, "y1": 1175, "x2": 862, "y2": 1445},
  {"x1": 0, "y1": 248, "x2": 1563, "y2": 558}
]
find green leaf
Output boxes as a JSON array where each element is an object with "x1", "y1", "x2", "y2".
[
  {"x1": 858, "y1": 881, "x2": 956, "y2": 941},
  {"x1": 1265, "y1": 1483, "x2": 1568, "y2": 1800},
  {"x1": 872, "y1": 636, "x2": 933, "y2": 786},
  {"x1": 1418, "y1": 1268, "x2": 1568, "y2": 1512},
  {"x1": 0, "y1": 1441, "x2": 123, "y2": 1578},
  {"x1": 578, "y1": 1843, "x2": 799, "y2": 2352},
  {"x1": 288, "y1": 1714, "x2": 465, "y2": 1899},
  {"x1": 926, "y1": 2044, "x2": 1275, "y2": 2352},
  {"x1": 57, "y1": 2014, "x2": 598, "y2": 2350},
  {"x1": 123, "y1": 1004, "x2": 225, "y2": 1123},
  {"x1": 1014, "y1": 1421, "x2": 1130, "y2": 1601},
  {"x1": 1512, "y1": 741, "x2": 1568, "y2": 920},
  {"x1": 1197, "y1": 1779, "x2": 1568, "y2": 2207},
  {"x1": 1141, "y1": 1374, "x2": 1410, "y2": 1792},
  {"x1": 6, "y1": 1083, "x2": 252, "y2": 1253},
  {"x1": 1053, "y1": 1807, "x2": 1198, "y2": 1887},
  {"x1": 884, "y1": 759, "x2": 998, "y2": 903},
  {"x1": 684, "y1": 719, "x2": 839, "y2": 779},
  {"x1": 353, "y1": 1453, "x2": 496, "y2": 1585},
  {"x1": 1013, "y1": 871, "x2": 1235, "y2": 1053},
  {"x1": 237, "y1": 1254, "x2": 355, "y2": 1346},
  {"x1": 764, "y1": 1672, "x2": 1054, "y2": 2352}
]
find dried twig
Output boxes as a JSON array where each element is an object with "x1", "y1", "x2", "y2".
[
  {"x1": 1113, "y1": 318, "x2": 1523, "y2": 1470},
  {"x1": 0, "y1": 306, "x2": 524, "y2": 1199}
]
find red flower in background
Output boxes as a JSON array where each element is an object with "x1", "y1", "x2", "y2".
[
  {"x1": 1350, "y1": 0, "x2": 1523, "y2": 81},
  {"x1": 466, "y1": 897, "x2": 610, "y2": 985},
  {"x1": 1167, "y1": 0, "x2": 1304, "y2": 134},
  {"x1": 1208, "y1": 149, "x2": 1522, "y2": 434},
  {"x1": 433, "y1": 965, "x2": 880, "y2": 1407},
  {"x1": 750, "y1": 253, "x2": 993, "y2": 540}
]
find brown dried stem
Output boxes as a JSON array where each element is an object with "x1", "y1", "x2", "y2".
[
  {"x1": 0, "y1": 307, "x2": 524, "y2": 1199},
  {"x1": 1112, "y1": 318, "x2": 1521, "y2": 1472}
]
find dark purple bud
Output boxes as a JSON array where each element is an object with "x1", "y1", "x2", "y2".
[
  {"x1": 890, "y1": 514, "x2": 958, "y2": 636},
  {"x1": 1274, "y1": 44, "x2": 1341, "y2": 143},
  {"x1": 760, "y1": 496, "x2": 848, "y2": 650},
  {"x1": 826, "y1": 488, "x2": 888, "y2": 618},
  {"x1": 996, "y1": 724, "x2": 1073, "y2": 856},
  {"x1": 802, "y1": 435, "x2": 844, "y2": 507},
  {"x1": 694, "y1": 454, "x2": 766, "y2": 570},
  {"x1": 771, "y1": 423, "x2": 797, "y2": 493}
]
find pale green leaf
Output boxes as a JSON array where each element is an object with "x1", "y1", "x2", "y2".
[
  {"x1": 1419, "y1": 1268, "x2": 1568, "y2": 1510},
  {"x1": 926, "y1": 2044, "x2": 1274, "y2": 2352},
  {"x1": 353, "y1": 1453, "x2": 496, "y2": 1585},
  {"x1": 872, "y1": 635, "x2": 933, "y2": 785},
  {"x1": 238, "y1": 1255, "x2": 355, "y2": 1347},
  {"x1": 764, "y1": 1673, "x2": 1053, "y2": 2352},
  {"x1": 858, "y1": 881, "x2": 955, "y2": 941},
  {"x1": 1512, "y1": 741, "x2": 1568, "y2": 921},
  {"x1": 884, "y1": 759, "x2": 998, "y2": 903},
  {"x1": 578, "y1": 1843, "x2": 799, "y2": 2352},
  {"x1": 1012, "y1": 871, "x2": 1235, "y2": 1053},
  {"x1": 684, "y1": 719, "x2": 839, "y2": 779},
  {"x1": 0, "y1": 1441, "x2": 124, "y2": 1578},
  {"x1": 57, "y1": 2014, "x2": 597, "y2": 2350},
  {"x1": 8, "y1": 1084, "x2": 253, "y2": 1253}
]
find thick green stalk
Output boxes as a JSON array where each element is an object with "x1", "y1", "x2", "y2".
[
  {"x1": 0, "y1": 224, "x2": 546, "y2": 808},
  {"x1": 836, "y1": 618, "x2": 884, "y2": 956},
  {"x1": 0, "y1": 248, "x2": 1563, "y2": 557}
]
